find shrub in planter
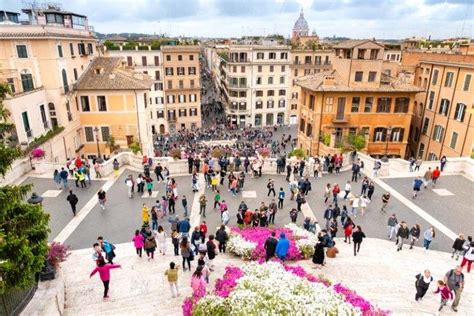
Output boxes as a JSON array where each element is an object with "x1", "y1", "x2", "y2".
[{"x1": 40, "y1": 242, "x2": 70, "y2": 281}]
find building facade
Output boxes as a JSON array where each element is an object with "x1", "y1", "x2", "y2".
[
  {"x1": 105, "y1": 47, "x2": 165, "y2": 134},
  {"x1": 161, "y1": 45, "x2": 201, "y2": 132},
  {"x1": 296, "y1": 40, "x2": 422, "y2": 158},
  {"x1": 74, "y1": 57, "x2": 153, "y2": 158},
  {"x1": 0, "y1": 5, "x2": 98, "y2": 162}
]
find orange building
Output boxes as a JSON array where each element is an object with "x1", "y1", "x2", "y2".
[{"x1": 296, "y1": 40, "x2": 422, "y2": 158}]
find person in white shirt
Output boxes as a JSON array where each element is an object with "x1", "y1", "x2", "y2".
[{"x1": 344, "y1": 181, "x2": 352, "y2": 200}]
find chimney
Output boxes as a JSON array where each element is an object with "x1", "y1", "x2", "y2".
[{"x1": 323, "y1": 75, "x2": 335, "y2": 86}]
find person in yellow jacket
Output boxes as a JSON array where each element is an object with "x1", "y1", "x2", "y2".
[
  {"x1": 142, "y1": 203, "x2": 150, "y2": 224},
  {"x1": 78, "y1": 171, "x2": 87, "y2": 188}
]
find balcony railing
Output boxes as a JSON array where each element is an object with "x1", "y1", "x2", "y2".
[{"x1": 332, "y1": 113, "x2": 350, "y2": 123}]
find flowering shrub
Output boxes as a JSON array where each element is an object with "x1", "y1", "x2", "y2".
[
  {"x1": 46, "y1": 242, "x2": 70, "y2": 267},
  {"x1": 214, "y1": 266, "x2": 244, "y2": 297},
  {"x1": 285, "y1": 223, "x2": 319, "y2": 258},
  {"x1": 332, "y1": 283, "x2": 390, "y2": 316},
  {"x1": 229, "y1": 227, "x2": 302, "y2": 261},
  {"x1": 31, "y1": 147, "x2": 45, "y2": 158}
]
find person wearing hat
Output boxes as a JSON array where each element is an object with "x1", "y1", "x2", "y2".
[
  {"x1": 66, "y1": 190, "x2": 79, "y2": 216},
  {"x1": 27, "y1": 192, "x2": 43, "y2": 206},
  {"x1": 275, "y1": 233, "x2": 290, "y2": 261}
]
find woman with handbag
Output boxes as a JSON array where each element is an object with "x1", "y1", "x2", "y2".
[
  {"x1": 144, "y1": 231, "x2": 157, "y2": 261},
  {"x1": 414, "y1": 269, "x2": 433, "y2": 302},
  {"x1": 180, "y1": 237, "x2": 193, "y2": 271}
]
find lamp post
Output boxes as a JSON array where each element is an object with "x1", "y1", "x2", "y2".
[
  {"x1": 94, "y1": 126, "x2": 101, "y2": 159},
  {"x1": 382, "y1": 126, "x2": 393, "y2": 162},
  {"x1": 309, "y1": 135, "x2": 313, "y2": 157}
]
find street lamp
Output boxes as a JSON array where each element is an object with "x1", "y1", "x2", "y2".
[
  {"x1": 27, "y1": 192, "x2": 43, "y2": 206},
  {"x1": 94, "y1": 126, "x2": 101, "y2": 159},
  {"x1": 382, "y1": 126, "x2": 393, "y2": 162}
]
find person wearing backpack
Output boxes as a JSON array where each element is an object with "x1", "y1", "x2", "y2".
[
  {"x1": 66, "y1": 190, "x2": 79, "y2": 216},
  {"x1": 98, "y1": 236, "x2": 116, "y2": 264},
  {"x1": 414, "y1": 269, "x2": 433, "y2": 302},
  {"x1": 460, "y1": 241, "x2": 474, "y2": 273}
]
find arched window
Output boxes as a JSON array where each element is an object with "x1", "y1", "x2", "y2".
[{"x1": 61, "y1": 69, "x2": 69, "y2": 93}]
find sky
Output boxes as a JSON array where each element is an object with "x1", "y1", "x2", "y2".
[{"x1": 1, "y1": 0, "x2": 472, "y2": 39}]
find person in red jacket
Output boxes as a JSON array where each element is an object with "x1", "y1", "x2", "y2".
[
  {"x1": 199, "y1": 221, "x2": 208, "y2": 243},
  {"x1": 90, "y1": 257, "x2": 121, "y2": 299},
  {"x1": 432, "y1": 166, "x2": 441, "y2": 186}
]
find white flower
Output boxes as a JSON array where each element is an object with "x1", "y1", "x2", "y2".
[{"x1": 226, "y1": 233, "x2": 256, "y2": 260}]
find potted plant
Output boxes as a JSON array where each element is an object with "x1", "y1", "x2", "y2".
[{"x1": 39, "y1": 242, "x2": 70, "y2": 281}]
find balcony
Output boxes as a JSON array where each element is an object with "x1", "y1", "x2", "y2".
[
  {"x1": 332, "y1": 114, "x2": 350, "y2": 124},
  {"x1": 228, "y1": 58, "x2": 249, "y2": 63}
]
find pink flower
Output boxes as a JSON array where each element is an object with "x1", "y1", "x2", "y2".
[
  {"x1": 214, "y1": 266, "x2": 244, "y2": 298},
  {"x1": 182, "y1": 297, "x2": 194, "y2": 316}
]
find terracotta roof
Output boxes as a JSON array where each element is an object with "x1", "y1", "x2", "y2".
[
  {"x1": 333, "y1": 39, "x2": 385, "y2": 49},
  {"x1": 295, "y1": 70, "x2": 422, "y2": 93},
  {"x1": 74, "y1": 57, "x2": 154, "y2": 91}
]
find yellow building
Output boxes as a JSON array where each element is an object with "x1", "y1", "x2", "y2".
[
  {"x1": 296, "y1": 40, "x2": 422, "y2": 158},
  {"x1": 74, "y1": 57, "x2": 153, "y2": 158},
  {"x1": 0, "y1": 6, "x2": 98, "y2": 162}
]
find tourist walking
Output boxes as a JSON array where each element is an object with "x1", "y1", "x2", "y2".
[
  {"x1": 432, "y1": 166, "x2": 441, "y2": 186},
  {"x1": 367, "y1": 182, "x2": 375, "y2": 200},
  {"x1": 164, "y1": 262, "x2": 180, "y2": 298},
  {"x1": 191, "y1": 266, "x2": 207, "y2": 299},
  {"x1": 324, "y1": 183, "x2": 331, "y2": 204},
  {"x1": 414, "y1": 269, "x2": 433, "y2": 302},
  {"x1": 97, "y1": 189, "x2": 106, "y2": 210},
  {"x1": 409, "y1": 224, "x2": 421, "y2": 249},
  {"x1": 66, "y1": 190, "x2": 79, "y2": 216},
  {"x1": 343, "y1": 181, "x2": 352, "y2": 199},
  {"x1": 423, "y1": 167, "x2": 433, "y2": 188},
  {"x1": 278, "y1": 187, "x2": 285, "y2": 209},
  {"x1": 112, "y1": 159, "x2": 119, "y2": 177},
  {"x1": 460, "y1": 241, "x2": 474, "y2": 272},
  {"x1": 423, "y1": 226, "x2": 435, "y2": 252},
  {"x1": 98, "y1": 236, "x2": 116, "y2": 264},
  {"x1": 387, "y1": 213, "x2": 398, "y2": 240},
  {"x1": 451, "y1": 234, "x2": 466, "y2": 260},
  {"x1": 216, "y1": 225, "x2": 228, "y2": 253},
  {"x1": 206, "y1": 235, "x2": 217, "y2": 270},
  {"x1": 156, "y1": 226, "x2": 167, "y2": 255},
  {"x1": 199, "y1": 194, "x2": 207, "y2": 218},
  {"x1": 53, "y1": 170, "x2": 61, "y2": 189},
  {"x1": 144, "y1": 231, "x2": 157, "y2": 261},
  {"x1": 412, "y1": 177, "x2": 423, "y2": 198},
  {"x1": 89, "y1": 257, "x2": 121, "y2": 299},
  {"x1": 396, "y1": 221, "x2": 410, "y2": 251},
  {"x1": 132, "y1": 229, "x2": 144, "y2": 258},
  {"x1": 381, "y1": 192, "x2": 390, "y2": 212},
  {"x1": 343, "y1": 217, "x2": 354, "y2": 244},
  {"x1": 182, "y1": 195, "x2": 188, "y2": 217},
  {"x1": 434, "y1": 280, "x2": 454, "y2": 312},
  {"x1": 264, "y1": 232, "x2": 278, "y2": 261},
  {"x1": 267, "y1": 179, "x2": 276, "y2": 197},
  {"x1": 59, "y1": 167, "x2": 69, "y2": 189},
  {"x1": 440, "y1": 156, "x2": 447, "y2": 171},
  {"x1": 444, "y1": 266, "x2": 464, "y2": 312},
  {"x1": 352, "y1": 225, "x2": 366, "y2": 256}
]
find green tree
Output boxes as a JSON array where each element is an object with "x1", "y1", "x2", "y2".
[
  {"x1": 289, "y1": 148, "x2": 306, "y2": 159},
  {"x1": 347, "y1": 133, "x2": 366, "y2": 151},
  {"x1": 128, "y1": 142, "x2": 141, "y2": 155},
  {"x1": 106, "y1": 134, "x2": 120, "y2": 152},
  {"x1": 0, "y1": 83, "x2": 50, "y2": 293}
]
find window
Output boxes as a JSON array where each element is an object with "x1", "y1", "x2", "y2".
[
  {"x1": 279, "y1": 100, "x2": 285, "y2": 108},
  {"x1": 241, "y1": 66, "x2": 245, "y2": 73},
  {"x1": 88, "y1": 43, "x2": 93, "y2": 55},
  {"x1": 269, "y1": 52, "x2": 276, "y2": 59},
  {"x1": 376, "y1": 97, "x2": 391, "y2": 113},
  {"x1": 97, "y1": 96, "x2": 107, "y2": 111},
  {"x1": 391, "y1": 128, "x2": 404, "y2": 142},
  {"x1": 239, "y1": 102, "x2": 247, "y2": 110},
  {"x1": 269, "y1": 65, "x2": 274, "y2": 72},
  {"x1": 21, "y1": 111, "x2": 31, "y2": 137},
  {"x1": 268, "y1": 77, "x2": 273, "y2": 84},
  {"x1": 432, "y1": 125, "x2": 444, "y2": 142},
  {"x1": 354, "y1": 71, "x2": 363, "y2": 82},
  {"x1": 422, "y1": 118, "x2": 430, "y2": 134},
  {"x1": 368, "y1": 72, "x2": 376, "y2": 82},
  {"x1": 7, "y1": 78, "x2": 15, "y2": 93},
  {"x1": 154, "y1": 56, "x2": 159, "y2": 66},
  {"x1": 126, "y1": 56, "x2": 133, "y2": 66},
  {"x1": 364, "y1": 97, "x2": 373, "y2": 112},
  {"x1": 428, "y1": 91, "x2": 435, "y2": 110},
  {"x1": 188, "y1": 67, "x2": 196, "y2": 75},
  {"x1": 304, "y1": 56, "x2": 311, "y2": 64},
  {"x1": 418, "y1": 143, "x2": 425, "y2": 159},
  {"x1": 279, "y1": 89, "x2": 286, "y2": 96},
  {"x1": 190, "y1": 108, "x2": 197, "y2": 116},
  {"x1": 256, "y1": 101, "x2": 263, "y2": 109},
  {"x1": 167, "y1": 95, "x2": 175, "y2": 104},
  {"x1": 73, "y1": 68, "x2": 78, "y2": 80},
  {"x1": 280, "y1": 52, "x2": 287, "y2": 59},
  {"x1": 155, "y1": 71, "x2": 160, "y2": 80},
  {"x1": 189, "y1": 55, "x2": 194, "y2": 61},
  {"x1": 394, "y1": 98, "x2": 409, "y2": 113},
  {"x1": 39, "y1": 104, "x2": 47, "y2": 129},
  {"x1": 374, "y1": 128, "x2": 386, "y2": 142},
  {"x1": 69, "y1": 43, "x2": 75, "y2": 56},
  {"x1": 179, "y1": 80, "x2": 184, "y2": 89},
  {"x1": 281, "y1": 65, "x2": 285, "y2": 72},
  {"x1": 255, "y1": 114, "x2": 262, "y2": 126},
  {"x1": 299, "y1": 119, "x2": 305, "y2": 132},
  {"x1": 46, "y1": 13, "x2": 64, "y2": 24},
  {"x1": 165, "y1": 67, "x2": 173, "y2": 76},
  {"x1": 80, "y1": 96, "x2": 90, "y2": 111},
  {"x1": 179, "y1": 109, "x2": 187, "y2": 117},
  {"x1": 178, "y1": 55, "x2": 182, "y2": 61},
  {"x1": 17, "y1": 45, "x2": 28, "y2": 58},
  {"x1": 177, "y1": 67, "x2": 185, "y2": 76},
  {"x1": 444, "y1": 72, "x2": 454, "y2": 87},
  {"x1": 166, "y1": 55, "x2": 171, "y2": 61},
  {"x1": 306, "y1": 123, "x2": 312, "y2": 137},
  {"x1": 439, "y1": 98, "x2": 449, "y2": 116},
  {"x1": 258, "y1": 66, "x2": 262, "y2": 72},
  {"x1": 190, "y1": 94, "x2": 197, "y2": 102},
  {"x1": 142, "y1": 56, "x2": 147, "y2": 66},
  {"x1": 454, "y1": 103, "x2": 466, "y2": 122},
  {"x1": 351, "y1": 97, "x2": 360, "y2": 112},
  {"x1": 179, "y1": 94, "x2": 186, "y2": 103},
  {"x1": 315, "y1": 56, "x2": 321, "y2": 65},
  {"x1": 427, "y1": 153, "x2": 438, "y2": 161},
  {"x1": 325, "y1": 97, "x2": 333, "y2": 112},
  {"x1": 280, "y1": 76, "x2": 285, "y2": 84},
  {"x1": 448, "y1": 131, "x2": 459, "y2": 150},
  {"x1": 267, "y1": 100, "x2": 274, "y2": 108},
  {"x1": 85, "y1": 127, "x2": 94, "y2": 142},
  {"x1": 57, "y1": 45, "x2": 63, "y2": 58},
  {"x1": 266, "y1": 90, "x2": 274, "y2": 97},
  {"x1": 156, "y1": 110, "x2": 164, "y2": 118},
  {"x1": 257, "y1": 52, "x2": 264, "y2": 59},
  {"x1": 20, "y1": 72, "x2": 34, "y2": 92},
  {"x1": 190, "y1": 79, "x2": 195, "y2": 88},
  {"x1": 101, "y1": 126, "x2": 110, "y2": 142},
  {"x1": 463, "y1": 74, "x2": 472, "y2": 91},
  {"x1": 309, "y1": 95, "x2": 315, "y2": 110},
  {"x1": 167, "y1": 80, "x2": 172, "y2": 89},
  {"x1": 294, "y1": 69, "x2": 298, "y2": 77},
  {"x1": 291, "y1": 104, "x2": 297, "y2": 110},
  {"x1": 431, "y1": 69, "x2": 439, "y2": 85},
  {"x1": 78, "y1": 43, "x2": 86, "y2": 55}
]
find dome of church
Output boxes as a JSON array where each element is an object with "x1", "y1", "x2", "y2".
[{"x1": 293, "y1": 9, "x2": 309, "y2": 31}]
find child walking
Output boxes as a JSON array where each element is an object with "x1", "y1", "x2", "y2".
[
  {"x1": 164, "y1": 262, "x2": 180, "y2": 298},
  {"x1": 89, "y1": 257, "x2": 121, "y2": 299},
  {"x1": 132, "y1": 229, "x2": 144, "y2": 257},
  {"x1": 433, "y1": 280, "x2": 453, "y2": 312}
]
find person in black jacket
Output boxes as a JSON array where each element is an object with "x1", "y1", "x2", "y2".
[
  {"x1": 215, "y1": 225, "x2": 228, "y2": 253},
  {"x1": 206, "y1": 235, "x2": 217, "y2": 271},
  {"x1": 415, "y1": 270, "x2": 433, "y2": 301},
  {"x1": 451, "y1": 234, "x2": 466, "y2": 260},
  {"x1": 66, "y1": 190, "x2": 79, "y2": 216},
  {"x1": 264, "y1": 232, "x2": 278, "y2": 261},
  {"x1": 397, "y1": 221, "x2": 410, "y2": 251},
  {"x1": 409, "y1": 224, "x2": 421, "y2": 249},
  {"x1": 352, "y1": 225, "x2": 366, "y2": 256}
]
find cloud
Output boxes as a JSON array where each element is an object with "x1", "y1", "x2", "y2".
[{"x1": 215, "y1": 0, "x2": 300, "y2": 17}]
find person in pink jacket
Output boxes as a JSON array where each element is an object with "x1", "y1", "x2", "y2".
[
  {"x1": 90, "y1": 257, "x2": 121, "y2": 299},
  {"x1": 191, "y1": 265, "x2": 207, "y2": 299},
  {"x1": 132, "y1": 229, "x2": 145, "y2": 257}
]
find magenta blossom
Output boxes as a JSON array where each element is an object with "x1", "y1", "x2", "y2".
[
  {"x1": 182, "y1": 297, "x2": 194, "y2": 316},
  {"x1": 333, "y1": 283, "x2": 391, "y2": 316},
  {"x1": 214, "y1": 266, "x2": 244, "y2": 297}
]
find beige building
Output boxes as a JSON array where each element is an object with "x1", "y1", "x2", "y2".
[
  {"x1": 105, "y1": 47, "x2": 165, "y2": 134},
  {"x1": 296, "y1": 39, "x2": 422, "y2": 158},
  {"x1": 0, "y1": 5, "x2": 98, "y2": 162},
  {"x1": 411, "y1": 60, "x2": 473, "y2": 160},
  {"x1": 162, "y1": 45, "x2": 201, "y2": 132},
  {"x1": 74, "y1": 57, "x2": 154, "y2": 158}
]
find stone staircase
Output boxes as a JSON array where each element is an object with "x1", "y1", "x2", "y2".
[{"x1": 60, "y1": 238, "x2": 473, "y2": 315}]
